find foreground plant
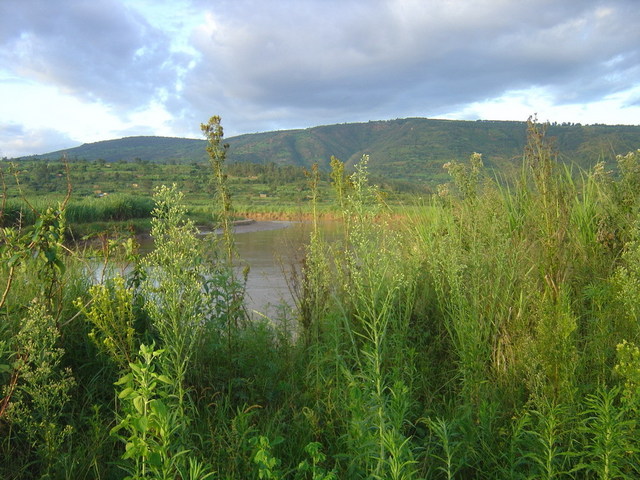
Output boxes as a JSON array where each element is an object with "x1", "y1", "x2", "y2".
[
  {"x1": 577, "y1": 386, "x2": 637, "y2": 479},
  {"x1": 141, "y1": 184, "x2": 210, "y2": 414},
  {"x1": 310, "y1": 157, "x2": 419, "y2": 479},
  {"x1": 111, "y1": 343, "x2": 214, "y2": 480},
  {"x1": 75, "y1": 275, "x2": 137, "y2": 371},
  {"x1": 1, "y1": 301, "x2": 76, "y2": 478},
  {"x1": 201, "y1": 115, "x2": 235, "y2": 262}
]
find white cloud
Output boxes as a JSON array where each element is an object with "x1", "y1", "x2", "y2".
[
  {"x1": 444, "y1": 85, "x2": 640, "y2": 126},
  {"x1": 1, "y1": 0, "x2": 639, "y2": 154},
  {"x1": 178, "y1": 0, "x2": 640, "y2": 135},
  {"x1": 0, "y1": 123, "x2": 76, "y2": 158},
  {"x1": 0, "y1": 74, "x2": 181, "y2": 157}
]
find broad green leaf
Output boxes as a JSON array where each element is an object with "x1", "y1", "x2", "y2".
[
  {"x1": 150, "y1": 399, "x2": 168, "y2": 418},
  {"x1": 118, "y1": 387, "x2": 135, "y2": 399},
  {"x1": 133, "y1": 395, "x2": 145, "y2": 415},
  {"x1": 115, "y1": 373, "x2": 133, "y2": 385},
  {"x1": 6, "y1": 254, "x2": 21, "y2": 268},
  {"x1": 133, "y1": 415, "x2": 148, "y2": 433},
  {"x1": 148, "y1": 451, "x2": 163, "y2": 469}
]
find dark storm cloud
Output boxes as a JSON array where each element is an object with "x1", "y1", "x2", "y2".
[
  {"x1": 0, "y1": 0, "x2": 184, "y2": 110},
  {"x1": 178, "y1": 0, "x2": 640, "y2": 134}
]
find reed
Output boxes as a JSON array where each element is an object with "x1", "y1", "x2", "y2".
[{"x1": 1, "y1": 194, "x2": 154, "y2": 227}]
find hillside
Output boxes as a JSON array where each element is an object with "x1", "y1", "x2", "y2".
[
  {"x1": 22, "y1": 118, "x2": 640, "y2": 182},
  {"x1": 31, "y1": 136, "x2": 210, "y2": 164}
]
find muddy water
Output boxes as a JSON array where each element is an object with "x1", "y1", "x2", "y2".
[
  {"x1": 213, "y1": 220, "x2": 342, "y2": 318},
  {"x1": 137, "y1": 220, "x2": 336, "y2": 318},
  {"x1": 231, "y1": 221, "x2": 306, "y2": 317}
]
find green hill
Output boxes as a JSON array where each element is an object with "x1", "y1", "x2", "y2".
[
  {"x1": 23, "y1": 118, "x2": 640, "y2": 182},
  {"x1": 31, "y1": 136, "x2": 210, "y2": 164}
]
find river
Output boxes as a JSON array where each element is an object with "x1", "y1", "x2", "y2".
[
  {"x1": 134, "y1": 220, "x2": 327, "y2": 319},
  {"x1": 230, "y1": 220, "x2": 306, "y2": 318}
]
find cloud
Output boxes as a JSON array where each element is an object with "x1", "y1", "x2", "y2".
[
  {"x1": 2, "y1": 0, "x2": 639, "y2": 155},
  {"x1": 0, "y1": 0, "x2": 186, "y2": 111},
  {"x1": 0, "y1": 123, "x2": 77, "y2": 158},
  {"x1": 176, "y1": 0, "x2": 640, "y2": 134}
]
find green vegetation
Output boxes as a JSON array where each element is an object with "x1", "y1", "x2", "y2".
[
  {"x1": 10, "y1": 117, "x2": 640, "y2": 228},
  {"x1": 0, "y1": 158, "x2": 340, "y2": 239},
  {"x1": 2, "y1": 156, "x2": 338, "y2": 213},
  {"x1": 21, "y1": 118, "x2": 640, "y2": 184},
  {"x1": 1, "y1": 118, "x2": 640, "y2": 478}
]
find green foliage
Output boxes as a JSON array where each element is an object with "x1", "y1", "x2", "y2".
[
  {"x1": 525, "y1": 402, "x2": 573, "y2": 480},
  {"x1": 296, "y1": 162, "x2": 330, "y2": 341},
  {"x1": 296, "y1": 442, "x2": 337, "y2": 480},
  {"x1": 613, "y1": 233, "x2": 640, "y2": 331},
  {"x1": 2, "y1": 194, "x2": 154, "y2": 227},
  {"x1": 424, "y1": 416, "x2": 467, "y2": 480},
  {"x1": 614, "y1": 149, "x2": 640, "y2": 210},
  {"x1": 4, "y1": 118, "x2": 640, "y2": 479},
  {"x1": 111, "y1": 343, "x2": 214, "y2": 480},
  {"x1": 442, "y1": 151, "x2": 484, "y2": 201},
  {"x1": 577, "y1": 386, "x2": 638, "y2": 479},
  {"x1": 75, "y1": 276, "x2": 137, "y2": 370},
  {"x1": 2, "y1": 301, "x2": 76, "y2": 478},
  {"x1": 23, "y1": 119, "x2": 640, "y2": 185},
  {"x1": 252, "y1": 435, "x2": 283, "y2": 479},
  {"x1": 141, "y1": 184, "x2": 212, "y2": 414},
  {"x1": 25, "y1": 135, "x2": 211, "y2": 164},
  {"x1": 615, "y1": 341, "x2": 640, "y2": 411},
  {"x1": 202, "y1": 115, "x2": 235, "y2": 262},
  {"x1": 528, "y1": 285, "x2": 578, "y2": 404},
  {"x1": 301, "y1": 156, "x2": 419, "y2": 479}
]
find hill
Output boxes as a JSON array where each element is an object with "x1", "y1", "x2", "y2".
[
  {"x1": 30, "y1": 136, "x2": 210, "y2": 164},
  {"x1": 21, "y1": 118, "x2": 640, "y2": 182}
]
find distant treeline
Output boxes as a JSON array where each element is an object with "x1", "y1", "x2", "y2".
[
  {"x1": 4, "y1": 157, "x2": 429, "y2": 203},
  {"x1": 19, "y1": 118, "x2": 640, "y2": 183}
]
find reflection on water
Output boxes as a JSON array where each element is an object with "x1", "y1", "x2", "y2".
[
  {"x1": 235, "y1": 220, "x2": 343, "y2": 317},
  {"x1": 232, "y1": 221, "x2": 306, "y2": 318},
  {"x1": 135, "y1": 220, "x2": 337, "y2": 319}
]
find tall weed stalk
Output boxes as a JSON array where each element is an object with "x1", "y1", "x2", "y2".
[
  {"x1": 310, "y1": 156, "x2": 418, "y2": 478},
  {"x1": 138, "y1": 183, "x2": 218, "y2": 465}
]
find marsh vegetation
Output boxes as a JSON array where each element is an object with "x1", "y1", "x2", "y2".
[{"x1": 1, "y1": 118, "x2": 640, "y2": 478}]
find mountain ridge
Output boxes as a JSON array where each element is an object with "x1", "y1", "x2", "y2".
[{"x1": 18, "y1": 118, "x2": 640, "y2": 182}]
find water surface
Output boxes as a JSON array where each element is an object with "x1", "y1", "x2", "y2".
[
  {"x1": 136, "y1": 220, "x2": 314, "y2": 318},
  {"x1": 132, "y1": 220, "x2": 340, "y2": 319}
]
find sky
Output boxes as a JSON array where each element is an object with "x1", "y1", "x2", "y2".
[{"x1": 1, "y1": 0, "x2": 639, "y2": 158}]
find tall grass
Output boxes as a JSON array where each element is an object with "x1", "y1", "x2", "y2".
[
  {"x1": 2, "y1": 120, "x2": 640, "y2": 478},
  {"x1": 1, "y1": 193, "x2": 154, "y2": 227}
]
